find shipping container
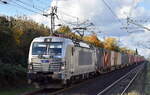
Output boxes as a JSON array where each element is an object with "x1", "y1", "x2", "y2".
[
  {"x1": 103, "y1": 49, "x2": 111, "y2": 69},
  {"x1": 96, "y1": 48, "x2": 104, "y2": 72},
  {"x1": 111, "y1": 51, "x2": 115, "y2": 66},
  {"x1": 121, "y1": 53, "x2": 129, "y2": 65},
  {"x1": 117, "y1": 52, "x2": 121, "y2": 65}
]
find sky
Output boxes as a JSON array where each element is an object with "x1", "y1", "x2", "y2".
[{"x1": 0, "y1": 0, "x2": 150, "y2": 57}]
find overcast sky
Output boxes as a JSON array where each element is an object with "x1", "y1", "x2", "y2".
[{"x1": 0, "y1": 0, "x2": 150, "y2": 57}]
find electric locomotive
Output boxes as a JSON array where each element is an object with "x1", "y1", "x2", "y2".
[{"x1": 27, "y1": 36, "x2": 96, "y2": 88}]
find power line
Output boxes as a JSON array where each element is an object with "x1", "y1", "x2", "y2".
[
  {"x1": 0, "y1": 0, "x2": 44, "y2": 15},
  {"x1": 27, "y1": 0, "x2": 51, "y2": 9},
  {"x1": 128, "y1": 0, "x2": 140, "y2": 18},
  {"x1": 15, "y1": 0, "x2": 44, "y2": 12},
  {"x1": 127, "y1": 18, "x2": 150, "y2": 31},
  {"x1": 11, "y1": 1, "x2": 42, "y2": 14},
  {"x1": 58, "y1": 9, "x2": 78, "y2": 20},
  {"x1": 34, "y1": 0, "x2": 51, "y2": 5},
  {"x1": 101, "y1": 0, "x2": 124, "y2": 26}
]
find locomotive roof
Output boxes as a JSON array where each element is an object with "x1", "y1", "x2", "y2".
[
  {"x1": 32, "y1": 36, "x2": 72, "y2": 43},
  {"x1": 32, "y1": 36, "x2": 90, "y2": 48}
]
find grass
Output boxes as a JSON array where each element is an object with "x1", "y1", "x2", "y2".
[
  {"x1": 125, "y1": 91, "x2": 141, "y2": 95},
  {"x1": 0, "y1": 86, "x2": 38, "y2": 95},
  {"x1": 0, "y1": 63, "x2": 37, "y2": 95}
]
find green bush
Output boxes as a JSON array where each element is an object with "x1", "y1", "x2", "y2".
[{"x1": 0, "y1": 64, "x2": 27, "y2": 88}]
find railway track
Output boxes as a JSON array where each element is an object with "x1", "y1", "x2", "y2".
[
  {"x1": 20, "y1": 88, "x2": 60, "y2": 95},
  {"x1": 97, "y1": 63, "x2": 145, "y2": 95},
  {"x1": 49, "y1": 63, "x2": 145, "y2": 95},
  {"x1": 21, "y1": 63, "x2": 145, "y2": 95}
]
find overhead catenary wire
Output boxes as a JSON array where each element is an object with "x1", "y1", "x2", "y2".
[
  {"x1": 11, "y1": 1, "x2": 42, "y2": 15},
  {"x1": 28, "y1": 0, "x2": 51, "y2": 9},
  {"x1": 128, "y1": 18, "x2": 150, "y2": 31},
  {"x1": 101, "y1": 0, "x2": 124, "y2": 26},
  {"x1": 124, "y1": 0, "x2": 139, "y2": 33},
  {"x1": 34, "y1": 0, "x2": 51, "y2": 6},
  {"x1": 0, "y1": 0, "x2": 49, "y2": 16},
  {"x1": 13, "y1": 0, "x2": 80, "y2": 25},
  {"x1": 15, "y1": 0, "x2": 44, "y2": 12},
  {"x1": 128, "y1": 0, "x2": 140, "y2": 18},
  {"x1": 58, "y1": 9, "x2": 79, "y2": 20}
]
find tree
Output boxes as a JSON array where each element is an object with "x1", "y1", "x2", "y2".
[
  {"x1": 83, "y1": 35, "x2": 103, "y2": 47},
  {"x1": 120, "y1": 47, "x2": 136, "y2": 55},
  {"x1": 0, "y1": 16, "x2": 50, "y2": 65},
  {"x1": 103, "y1": 37, "x2": 119, "y2": 51},
  {"x1": 57, "y1": 26, "x2": 71, "y2": 34}
]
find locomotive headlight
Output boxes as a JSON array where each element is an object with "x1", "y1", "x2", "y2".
[
  {"x1": 61, "y1": 66, "x2": 65, "y2": 70},
  {"x1": 29, "y1": 66, "x2": 33, "y2": 70},
  {"x1": 28, "y1": 64, "x2": 33, "y2": 70}
]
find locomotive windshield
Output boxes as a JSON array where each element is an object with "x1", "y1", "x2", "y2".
[{"x1": 32, "y1": 42, "x2": 62, "y2": 55}]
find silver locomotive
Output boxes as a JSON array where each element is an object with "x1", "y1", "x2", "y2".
[{"x1": 28, "y1": 36, "x2": 96, "y2": 88}]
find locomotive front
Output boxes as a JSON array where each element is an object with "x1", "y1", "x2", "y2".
[{"x1": 27, "y1": 36, "x2": 68, "y2": 87}]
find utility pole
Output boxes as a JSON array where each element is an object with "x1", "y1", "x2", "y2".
[
  {"x1": 50, "y1": 6, "x2": 57, "y2": 35},
  {"x1": 43, "y1": 6, "x2": 58, "y2": 35}
]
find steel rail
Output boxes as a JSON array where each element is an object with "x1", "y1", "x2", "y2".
[
  {"x1": 97, "y1": 63, "x2": 144, "y2": 95},
  {"x1": 120, "y1": 64, "x2": 143, "y2": 95}
]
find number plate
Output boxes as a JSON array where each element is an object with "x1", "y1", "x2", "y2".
[{"x1": 41, "y1": 60, "x2": 49, "y2": 63}]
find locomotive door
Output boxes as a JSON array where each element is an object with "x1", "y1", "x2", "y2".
[{"x1": 70, "y1": 46, "x2": 76, "y2": 74}]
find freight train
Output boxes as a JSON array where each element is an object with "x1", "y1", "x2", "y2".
[{"x1": 27, "y1": 36, "x2": 145, "y2": 88}]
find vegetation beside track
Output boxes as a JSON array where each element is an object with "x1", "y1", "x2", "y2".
[
  {"x1": 0, "y1": 64, "x2": 26, "y2": 88},
  {"x1": 0, "y1": 15, "x2": 49, "y2": 93},
  {"x1": 0, "y1": 86, "x2": 38, "y2": 95}
]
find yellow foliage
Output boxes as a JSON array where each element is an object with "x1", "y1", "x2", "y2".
[
  {"x1": 83, "y1": 35, "x2": 103, "y2": 47},
  {"x1": 13, "y1": 28, "x2": 23, "y2": 45},
  {"x1": 57, "y1": 26, "x2": 71, "y2": 34},
  {"x1": 56, "y1": 26, "x2": 104, "y2": 47},
  {"x1": 120, "y1": 47, "x2": 135, "y2": 55},
  {"x1": 104, "y1": 37, "x2": 119, "y2": 51}
]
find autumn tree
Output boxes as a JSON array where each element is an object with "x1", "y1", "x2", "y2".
[
  {"x1": 120, "y1": 47, "x2": 136, "y2": 55},
  {"x1": 56, "y1": 26, "x2": 82, "y2": 40},
  {"x1": 103, "y1": 37, "x2": 119, "y2": 51},
  {"x1": 0, "y1": 16, "x2": 50, "y2": 65},
  {"x1": 56, "y1": 26, "x2": 71, "y2": 34},
  {"x1": 83, "y1": 35, "x2": 103, "y2": 47}
]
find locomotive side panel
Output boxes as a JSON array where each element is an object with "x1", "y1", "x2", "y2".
[
  {"x1": 78, "y1": 51, "x2": 92, "y2": 65},
  {"x1": 68, "y1": 46, "x2": 95, "y2": 77},
  {"x1": 64, "y1": 45, "x2": 75, "y2": 80}
]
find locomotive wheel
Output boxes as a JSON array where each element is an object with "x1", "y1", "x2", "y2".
[{"x1": 63, "y1": 79, "x2": 71, "y2": 88}]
